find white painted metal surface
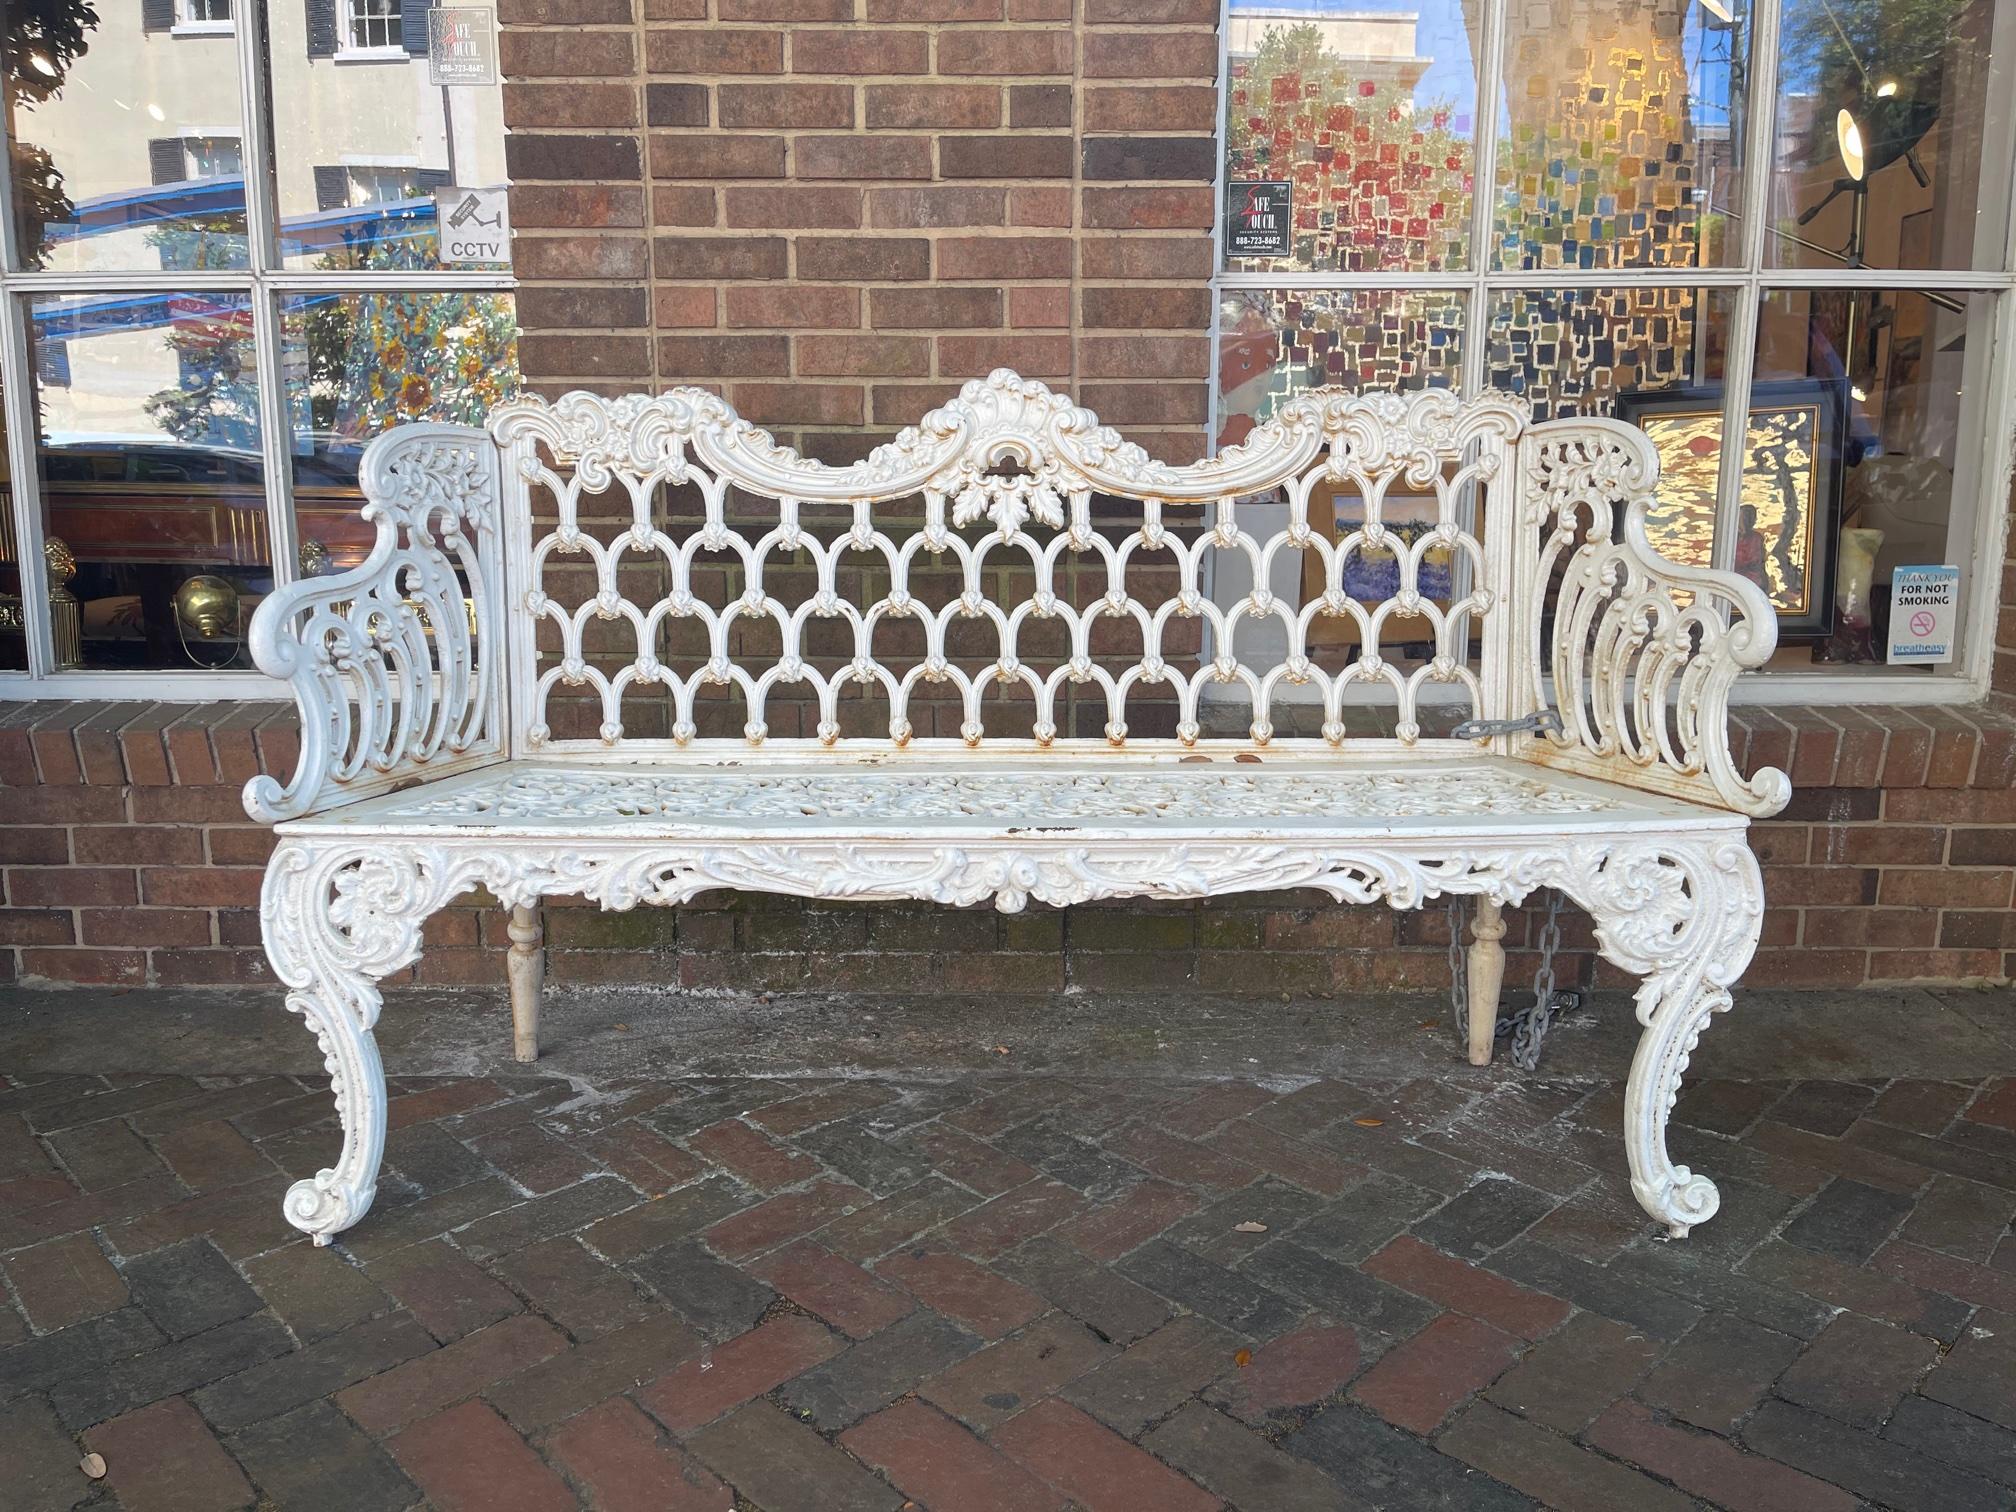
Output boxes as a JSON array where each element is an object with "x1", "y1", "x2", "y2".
[{"x1": 244, "y1": 371, "x2": 1786, "y2": 1246}]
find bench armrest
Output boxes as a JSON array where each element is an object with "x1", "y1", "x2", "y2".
[
  {"x1": 1520, "y1": 417, "x2": 1791, "y2": 818},
  {"x1": 243, "y1": 424, "x2": 506, "y2": 824}
]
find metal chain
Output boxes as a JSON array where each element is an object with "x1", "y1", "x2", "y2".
[
  {"x1": 1496, "y1": 888, "x2": 1582, "y2": 1071},
  {"x1": 1444, "y1": 892, "x2": 1470, "y2": 1052},
  {"x1": 1450, "y1": 889, "x2": 1580, "y2": 1071}
]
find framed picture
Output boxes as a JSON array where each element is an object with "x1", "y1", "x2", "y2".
[
  {"x1": 1615, "y1": 380, "x2": 1848, "y2": 639},
  {"x1": 1298, "y1": 472, "x2": 1482, "y2": 653}
]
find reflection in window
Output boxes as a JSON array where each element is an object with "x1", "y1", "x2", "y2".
[
  {"x1": 1487, "y1": 285, "x2": 1730, "y2": 421},
  {"x1": 1223, "y1": 0, "x2": 1478, "y2": 273},
  {"x1": 181, "y1": 138, "x2": 244, "y2": 180},
  {"x1": 341, "y1": 167, "x2": 437, "y2": 208},
  {"x1": 280, "y1": 292, "x2": 521, "y2": 574},
  {"x1": 1770, "y1": 0, "x2": 2011, "y2": 270},
  {"x1": 281, "y1": 2, "x2": 506, "y2": 270},
  {"x1": 183, "y1": 0, "x2": 233, "y2": 24},
  {"x1": 1218, "y1": 288, "x2": 1464, "y2": 449},
  {"x1": 26, "y1": 294, "x2": 270, "y2": 671},
  {"x1": 6, "y1": 8, "x2": 249, "y2": 272},
  {"x1": 1494, "y1": 0, "x2": 1750, "y2": 269}
]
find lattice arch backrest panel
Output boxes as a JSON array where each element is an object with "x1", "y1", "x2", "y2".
[{"x1": 488, "y1": 372, "x2": 1531, "y2": 754}]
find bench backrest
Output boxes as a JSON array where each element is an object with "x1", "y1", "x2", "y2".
[{"x1": 484, "y1": 369, "x2": 1611, "y2": 758}]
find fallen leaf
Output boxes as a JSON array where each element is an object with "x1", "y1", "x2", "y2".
[
  {"x1": 1233, "y1": 1220, "x2": 1268, "y2": 1233},
  {"x1": 994, "y1": 1045, "x2": 1010, "y2": 1055},
  {"x1": 80, "y1": 1455, "x2": 106, "y2": 1480},
  {"x1": 1234, "y1": 1348, "x2": 1253, "y2": 1367},
  {"x1": 614, "y1": 1023, "x2": 630, "y2": 1031},
  {"x1": 1353, "y1": 1116, "x2": 1385, "y2": 1127}
]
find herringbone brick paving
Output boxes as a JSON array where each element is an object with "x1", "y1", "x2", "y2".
[{"x1": 6, "y1": 1059, "x2": 2016, "y2": 1510}]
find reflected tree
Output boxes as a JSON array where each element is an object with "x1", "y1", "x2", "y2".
[{"x1": 4, "y1": 0, "x2": 97, "y2": 269}]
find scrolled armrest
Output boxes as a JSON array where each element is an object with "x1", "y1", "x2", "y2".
[
  {"x1": 1521, "y1": 417, "x2": 1791, "y2": 818},
  {"x1": 244, "y1": 424, "x2": 506, "y2": 823}
]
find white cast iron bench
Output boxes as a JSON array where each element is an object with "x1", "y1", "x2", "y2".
[{"x1": 244, "y1": 370, "x2": 1788, "y2": 1246}]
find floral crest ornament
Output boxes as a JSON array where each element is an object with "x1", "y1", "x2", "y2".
[
  {"x1": 948, "y1": 476, "x2": 1067, "y2": 535},
  {"x1": 244, "y1": 372, "x2": 1786, "y2": 1251}
]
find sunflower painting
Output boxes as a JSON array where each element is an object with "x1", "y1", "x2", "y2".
[{"x1": 335, "y1": 288, "x2": 520, "y2": 439}]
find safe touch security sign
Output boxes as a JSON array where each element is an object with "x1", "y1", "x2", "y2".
[
  {"x1": 1225, "y1": 181, "x2": 1292, "y2": 258},
  {"x1": 429, "y1": 8, "x2": 498, "y2": 86}
]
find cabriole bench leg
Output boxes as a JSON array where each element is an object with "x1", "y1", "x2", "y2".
[
  {"x1": 1466, "y1": 898, "x2": 1506, "y2": 1067},
  {"x1": 508, "y1": 903, "x2": 544, "y2": 1064}
]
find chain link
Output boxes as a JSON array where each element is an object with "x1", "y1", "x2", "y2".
[
  {"x1": 1451, "y1": 889, "x2": 1579, "y2": 1071},
  {"x1": 1444, "y1": 893, "x2": 1470, "y2": 1052},
  {"x1": 1497, "y1": 888, "x2": 1582, "y2": 1071}
]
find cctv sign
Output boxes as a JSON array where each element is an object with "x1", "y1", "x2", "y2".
[{"x1": 434, "y1": 186, "x2": 511, "y2": 267}]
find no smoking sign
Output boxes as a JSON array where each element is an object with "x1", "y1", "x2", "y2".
[{"x1": 1888, "y1": 565, "x2": 1959, "y2": 666}]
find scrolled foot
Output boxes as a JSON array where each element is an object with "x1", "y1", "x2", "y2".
[
  {"x1": 1634, "y1": 1166, "x2": 1720, "y2": 1239},
  {"x1": 286, "y1": 1171, "x2": 376, "y2": 1245}
]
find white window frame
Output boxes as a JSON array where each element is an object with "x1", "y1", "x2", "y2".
[
  {"x1": 340, "y1": 160, "x2": 426, "y2": 207},
  {"x1": 171, "y1": 0, "x2": 235, "y2": 36},
  {"x1": 1209, "y1": 0, "x2": 2016, "y2": 708},
  {"x1": 182, "y1": 133, "x2": 244, "y2": 178},
  {"x1": 339, "y1": 0, "x2": 406, "y2": 58},
  {"x1": 0, "y1": 1, "x2": 511, "y2": 700}
]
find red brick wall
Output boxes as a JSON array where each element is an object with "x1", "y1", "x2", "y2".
[
  {"x1": 2, "y1": 701, "x2": 2013, "y2": 992},
  {"x1": 499, "y1": 0, "x2": 1217, "y2": 461}
]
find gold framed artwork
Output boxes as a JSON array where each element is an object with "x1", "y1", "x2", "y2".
[{"x1": 1616, "y1": 380, "x2": 1848, "y2": 638}]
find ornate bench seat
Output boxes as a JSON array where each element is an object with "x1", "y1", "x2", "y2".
[{"x1": 245, "y1": 371, "x2": 1787, "y2": 1248}]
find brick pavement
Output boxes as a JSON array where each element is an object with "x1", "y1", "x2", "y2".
[{"x1": 6, "y1": 1058, "x2": 2016, "y2": 1509}]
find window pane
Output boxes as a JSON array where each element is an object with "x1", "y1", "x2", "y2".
[
  {"x1": 1494, "y1": 0, "x2": 1750, "y2": 270},
  {"x1": 1746, "y1": 286, "x2": 1990, "y2": 661},
  {"x1": 270, "y1": 6, "x2": 511, "y2": 271},
  {"x1": 1769, "y1": 0, "x2": 2011, "y2": 270},
  {"x1": 279, "y1": 291, "x2": 521, "y2": 570},
  {"x1": 1487, "y1": 284, "x2": 1732, "y2": 417},
  {"x1": 1224, "y1": 0, "x2": 1479, "y2": 273},
  {"x1": 6, "y1": 19, "x2": 249, "y2": 272},
  {"x1": 1217, "y1": 287, "x2": 1466, "y2": 449},
  {"x1": 27, "y1": 293, "x2": 268, "y2": 671},
  {"x1": 1491, "y1": 285, "x2": 1737, "y2": 603}
]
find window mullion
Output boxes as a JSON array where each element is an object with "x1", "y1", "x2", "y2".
[
  {"x1": 1, "y1": 293, "x2": 54, "y2": 677},
  {"x1": 238, "y1": 0, "x2": 281, "y2": 277},
  {"x1": 236, "y1": 0, "x2": 299, "y2": 596},
  {"x1": 252, "y1": 287, "x2": 300, "y2": 592},
  {"x1": 1710, "y1": 0, "x2": 1784, "y2": 576},
  {"x1": 1461, "y1": 0, "x2": 1508, "y2": 401}
]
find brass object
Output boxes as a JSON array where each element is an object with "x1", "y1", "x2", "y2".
[
  {"x1": 299, "y1": 538, "x2": 331, "y2": 578},
  {"x1": 45, "y1": 535, "x2": 81, "y2": 669},
  {"x1": 174, "y1": 573, "x2": 241, "y2": 641},
  {"x1": 43, "y1": 536, "x2": 76, "y2": 590}
]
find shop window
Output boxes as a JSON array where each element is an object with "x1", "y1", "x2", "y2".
[
  {"x1": 1218, "y1": 0, "x2": 2015, "y2": 698},
  {"x1": 0, "y1": 0, "x2": 512, "y2": 694}
]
